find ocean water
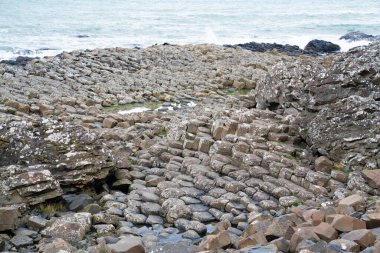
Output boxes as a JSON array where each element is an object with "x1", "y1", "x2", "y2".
[{"x1": 1, "y1": 0, "x2": 380, "y2": 60}]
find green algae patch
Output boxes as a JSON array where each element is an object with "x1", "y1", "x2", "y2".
[
  {"x1": 0, "y1": 139, "x2": 9, "y2": 150},
  {"x1": 102, "y1": 101, "x2": 161, "y2": 113},
  {"x1": 38, "y1": 202, "x2": 66, "y2": 216},
  {"x1": 222, "y1": 88, "x2": 251, "y2": 96}
]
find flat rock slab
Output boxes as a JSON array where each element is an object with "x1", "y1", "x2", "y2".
[
  {"x1": 10, "y1": 235, "x2": 33, "y2": 247},
  {"x1": 331, "y1": 215, "x2": 366, "y2": 232},
  {"x1": 0, "y1": 207, "x2": 19, "y2": 231},
  {"x1": 338, "y1": 194, "x2": 365, "y2": 211},
  {"x1": 107, "y1": 237, "x2": 145, "y2": 253}
]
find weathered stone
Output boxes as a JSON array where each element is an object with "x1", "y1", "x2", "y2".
[
  {"x1": 10, "y1": 235, "x2": 33, "y2": 247},
  {"x1": 27, "y1": 216, "x2": 48, "y2": 230},
  {"x1": 239, "y1": 244, "x2": 279, "y2": 253},
  {"x1": 270, "y1": 237, "x2": 289, "y2": 252},
  {"x1": 37, "y1": 238, "x2": 76, "y2": 253},
  {"x1": 103, "y1": 117, "x2": 118, "y2": 128},
  {"x1": 363, "y1": 169, "x2": 380, "y2": 189},
  {"x1": 93, "y1": 213, "x2": 119, "y2": 225},
  {"x1": 0, "y1": 207, "x2": 19, "y2": 231},
  {"x1": 279, "y1": 196, "x2": 300, "y2": 207},
  {"x1": 341, "y1": 229, "x2": 376, "y2": 249},
  {"x1": 41, "y1": 213, "x2": 91, "y2": 245},
  {"x1": 265, "y1": 220, "x2": 294, "y2": 241},
  {"x1": 331, "y1": 215, "x2": 366, "y2": 232},
  {"x1": 64, "y1": 194, "x2": 94, "y2": 211},
  {"x1": 140, "y1": 202, "x2": 161, "y2": 215},
  {"x1": 175, "y1": 218, "x2": 207, "y2": 234},
  {"x1": 146, "y1": 215, "x2": 164, "y2": 225},
  {"x1": 93, "y1": 224, "x2": 115, "y2": 236},
  {"x1": 338, "y1": 194, "x2": 365, "y2": 211},
  {"x1": 161, "y1": 198, "x2": 192, "y2": 223},
  {"x1": 313, "y1": 222, "x2": 338, "y2": 242},
  {"x1": 236, "y1": 232, "x2": 268, "y2": 249},
  {"x1": 315, "y1": 156, "x2": 334, "y2": 174},
  {"x1": 0, "y1": 166, "x2": 63, "y2": 205},
  {"x1": 289, "y1": 227, "x2": 320, "y2": 252},
  {"x1": 328, "y1": 239, "x2": 360, "y2": 253},
  {"x1": 362, "y1": 212, "x2": 380, "y2": 229},
  {"x1": 83, "y1": 203, "x2": 102, "y2": 214},
  {"x1": 107, "y1": 237, "x2": 145, "y2": 253},
  {"x1": 197, "y1": 230, "x2": 231, "y2": 251}
]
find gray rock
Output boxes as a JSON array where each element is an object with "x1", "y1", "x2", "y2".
[
  {"x1": 37, "y1": 238, "x2": 76, "y2": 253},
  {"x1": 107, "y1": 237, "x2": 144, "y2": 253},
  {"x1": 0, "y1": 165, "x2": 62, "y2": 206},
  {"x1": 174, "y1": 218, "x2": 207, "y2": 235},
  {"x1": 27, "y1": 216, "x2": 48, "y2": 230},
  {"x1": 182, "y1": 230, "x2": 200, "y2": 240},
  {"x1": 146, "y1": 215, "x2": 164, "y2": 225},
  {"x1": 10, "y1": 235, "x2": 33, "y2": 247},
  {"x1": 340, "y1": 31, "x2": 380, "y2": 42},
  {"x1": 240, "y1": 244, "x2": 278, "y2": 253},
  {"x1": 125, "y1": 212, "x2": 147, "y2": 225},
  {"x1": 41, "y1": 213, "x2": 91, "y2": 245},
  {"x1": 140, "y1": 202, "x2": 161, "y2": 215}
]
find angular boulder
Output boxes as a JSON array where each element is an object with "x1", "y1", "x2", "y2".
[
  {"x1": 41, "y1": 213, "x2": 91, "y2": 245},
  {"x1": 331, "y1": 215, "x2": 366, "y2": 232},
  {"x1": 198, "y1": 230, "x2": 231, "y2": 251},
  {"x1": 313, "y1": 222, "x2": 338, "y2": 242},
  {"x1": 341, "y1": 229, "x2": 376, "y2": 249},
  {"x1": 0, "y1": 165, "x2": 62, "y2": 206},
  {"x1": 338, "y1": 194, "x2": 365, "y2": 211},
  {"x1": 362, "y1": 169, "x2": 380, "y2": 189},
  {"x1": 0, "y1": 207, "x2": 19, "y2": 231}
]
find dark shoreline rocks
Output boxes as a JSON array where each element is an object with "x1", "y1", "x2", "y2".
[
  {"x1": 225, "y1": 39, "x2": 341, "y2": 56},
  {"x1": 304, "y1": 39, "x2": 340, "y2": 54},
  {"x1": 0, "y1": 42, "x2": 379, "y2": 252},
  {"x1": 225, "y1": 41, "x2": 307, "y2": 56},
  {"x1": 340, "y1": 31, "x2": 380, "y2": 42}
]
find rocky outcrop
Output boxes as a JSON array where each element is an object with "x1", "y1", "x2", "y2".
[
  {"x1": 0, "y1": 43, "x2": 379, "y2": 252},
  {"x1": 0, "y1": 119, "x2": 114, "y2": 186},
  {"x1": 0, "y1": 165, "x2": 62, "y2": 205},
  {"x1": 255, "y1": 43, "x2": 380, "y2": 171},
  {"x1": 340, "y1": 31, "x2": 380, "y2": 42},
  {"x1": 225, "y1": 41, "x2": 307, "y2": 56},
  {"x1": 227, "y1": 39, "x2": 341, "y2": 56}
]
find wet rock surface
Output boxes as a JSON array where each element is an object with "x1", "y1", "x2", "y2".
[
  {"x1": 304, "y1": 39, "x2": 341, "y2": 54},
  {"x1": 0, "y1": 43, "x2": 379, "y2": 252},
  {"x1": 225, "y1": 41, "x2": 307, "y2": 56},
  {"x1": 340, "y1": 31, "x2": 380, "y2": 42}
]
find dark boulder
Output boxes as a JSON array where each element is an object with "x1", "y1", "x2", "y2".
[
  {"x1": 340, "y1": 31, "x2": 380, "y2": 42},
  {"x1": 304, "y1": 39, "x2": 340, "y2": 54},
  {"x1": 225, "y1": 41, "x2": 307, "y2": 56},
  {"x1": 0, "y1": 56, "x2": 35, "y2": 67}
]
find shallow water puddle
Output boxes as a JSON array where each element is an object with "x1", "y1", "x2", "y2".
[
  {"x1": 222, "y1": 88, "x2": 251, "y2": 95},
  {"x1": 102, "y1": 100, "x2": 197, "y2": 114},
  {"x1": 118, "y1": 107, "x2": 151, "y2": 114}
]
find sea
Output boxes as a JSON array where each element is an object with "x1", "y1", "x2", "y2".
[{"x1": 1, "y1": 0, "x2": 380, "y2": 60}]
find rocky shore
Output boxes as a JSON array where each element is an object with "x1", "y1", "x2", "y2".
[{"x1": 0, "y1": 42, "x2": 379, "y2": 253}]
